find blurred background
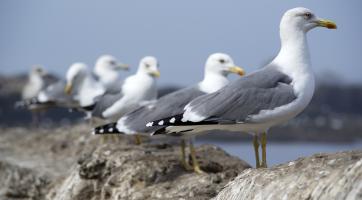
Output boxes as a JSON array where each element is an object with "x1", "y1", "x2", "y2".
[{"x1": 0, "y1": 0, "x2": 361, "y2": 166}]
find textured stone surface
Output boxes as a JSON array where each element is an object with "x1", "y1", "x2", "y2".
[
  {"x1": 48, "y1": 143, "x2": 250, "y2": 200},
  {"x1": 0, "y1": 161, "x2": 50, "y2": 200},
  {"x1": 1, "y1": 124, "x2": 361, "y2": 200},
  {"x1": 0, "y1": 125, "x2": 250, "y2": 200},
  {"x1": 214, "y1": 150, "x2": 362, "y2": 200}
]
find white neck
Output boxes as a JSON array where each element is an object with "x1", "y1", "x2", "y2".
[
  {"x1": 30, "y1": 73, "x2": 43, "y2": 85},
  {"x1": 94, "y1": 67, "x2": 119, "y2": 87},
  {"x1": 77, "y1": 73, "x2": 105, "y2": 106},
  {"x1": 122, "y1": 72, "x2": 157, "y2": 100},
  {"x1": 272, "y1": 26, "x2": 315, "y2": 110},
  {"x1": 273, "y1": 28, "x2": 311, "y2": 76},
  {"x1": 198, "y1": 71, "x2": 229, "y2": 93}
]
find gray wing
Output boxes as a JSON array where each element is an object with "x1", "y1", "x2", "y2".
[
  {"x1": 104, "y1": 81, "x2": 123, "y2": 94},
  {"x1": 122, "y1": 86, "x2": 205, "y2": 133},
  {"x1": 42, "y1": 74, "x2": 59, "y2": 89},
  {"x1": 91, "y1": 92, "x2": 124, "y2": 118},
  {"x1": 42, "y1": 81, "x2": 78, "y2": 107},
  {"x1": 185, "y1": 66, "x2": 297, "y2": 123}
]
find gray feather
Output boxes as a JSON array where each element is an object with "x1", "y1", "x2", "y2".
[
  {"x1": 91, "y1": 92, "x2": 124, "y2": 118},
  {"x1": 122, "y1": 86, "x2": 205, "y2": 133},
  {"x1": 42, "y1": 81, "x2": 78, "y2": 107},
  {"x1": 42, "y1": 74, "x2": 59, "y2": 89},
  {"x1": 186, "y1": 65, "x2": 297, "y2": 123}
]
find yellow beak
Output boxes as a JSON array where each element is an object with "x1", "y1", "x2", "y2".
[
  {"x1": 117, "y1": 63, "x2": 129, "y2": 71},
  {"x1": 150, "y1": 70, "x2": 161, "y2": 78},
  {"x1": 64, "y1": 83, "x2": 73, "y2": 95},
  {"x1": 317, "y1": 19, "x2": 337, "y2": 29},
  {"x1": 228, "y1": 66, "x2": 245, "y2": 76}
]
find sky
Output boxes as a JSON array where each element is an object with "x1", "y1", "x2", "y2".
[{"x1": 0, "y1": 0, "x2": 361, "y2": 87}]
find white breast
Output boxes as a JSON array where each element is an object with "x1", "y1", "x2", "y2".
[
  {"x1": 198, "y1": 73, "x2": 229, "y2": 93},
  {"x1": 22, "y1": 75, "x2": 43, "y2": 99},
  {"x1": 248, "y1": 59, "x2": 315, "y2": 129},
  {"x1": 102, "y1": 74, "x2": 157, "y2": 119},
  {"x1": 78, "y1": 77, "x2": 105, "y2": 107}
]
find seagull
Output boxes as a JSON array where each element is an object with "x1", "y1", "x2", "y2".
[
  {"x1": 90, "y1": 56, "x2": 160, "y2": 122},
  {"x1": 21, "y1": 65, "x2": 58, "y2": 101},
  {"x1": 93, "y1": 53, "x2": 245, "y2": 172},
  {"x1": 147, "y1": 7, "x2": 337, "y2": 168},
  {"x1": 16, "y1": 65, "x2": 59, "y2": 124},
  {"x1": 64, "y1": 62, "x2": 106, "y2": 109},
  {"x1": 93, "y1": 54, "x2": 129, "y2": 93},
  {"x1": 24, "y1": 62, "x2": 106, "y2": 112},
  {"x1": 19, "y1": 55, "x2": 127, "y2": 112}
]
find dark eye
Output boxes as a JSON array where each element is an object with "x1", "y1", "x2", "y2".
[
  {"x1": 145, "y1": 63, "x2": 150, "y2": 68},
  {"x1": 304, "y1": 12, "x2": 312, "y2": 19},
  {"x1": 109, "y1": 60, "x2": 116, "y2": 65},
  {"x1": 219, "y1": 59, "x2": 225, "y2": 64}
]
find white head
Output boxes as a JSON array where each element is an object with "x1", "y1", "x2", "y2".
[
  {"x1": 95, "y1": 54, "x2": 129, "y2": 72},
  {"x1": 280, "y1": 7, "x2": 337, "y2": 40},
  {"x1": 137, "y1": 56, "x2": 160, "y2": 78},
  {"x1": 30, "y1": 65, "x2": 46, "y2": 77},
  {"x1": 64, "y1": 63, "x2": 89, "y2": 94},
  {"x1": 204, "y1": 53, "x2": 245, "y2": 77}
]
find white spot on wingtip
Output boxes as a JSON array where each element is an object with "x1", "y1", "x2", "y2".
[
  {"x1": 99, "y1": 129, "x2": 104, "y2": 133},
  {"x1": 108, "y1": 128, "x2": 113, "y2": 132},
  {"x1": 146, "y1": 122, "x2": 153, "y2": 127},
  {"x1": 169, "y1": 117, "x2": 176, "y2": 123},
  {"x1": 158, "y1": 120, "x2": 164, "y2": 125}
]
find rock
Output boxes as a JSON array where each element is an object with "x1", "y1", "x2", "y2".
[
  {"x1": 1, "y1": 125, "x2": 361, "y2": 200},
  {"x1": 213, "y1": 150, "x2": 362, "y2": 200},
  {"x1": 48, "y1": 142, "x2": 250, "y2": 200},
  {"x1": 0, "y1": 161, "x2": 50, "y2": 200},
  {"x1": 0, "y1": 125, "x2": 251, "y2": 199}
]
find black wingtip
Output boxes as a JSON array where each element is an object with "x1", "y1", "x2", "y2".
[
  {"x1": 14, "y1": 98, "x2": 39, "y2": 109},
  {"x1": 82, "y1": 104, "x2": 96, "y2": 111},
  {"x1": 14, "y1": 100, "x2": 26, "y2": 109},
  {"x1": 93, "y1": 123, "x2": 125, "y2": 135},
  {"x1": 147, "y1": 114, "x2": 184, "y2": 128},
  {"x1": 151, "y1": 127, "x2": 167, "y2": 136}
]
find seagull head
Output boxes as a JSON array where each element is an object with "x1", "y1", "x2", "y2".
[
  {"x1": 95, "y1": 54, "x2": 129, "y2": 72},
  {"x1": 64, "y1": 62, "x2": 88, "y2": 95},
  {"x1": 205, "y1": 53, "x2": 245, "y2": 77},
  {"x1": 31, "y1": 65, "x2": 47, "y2": 76},
  {"x1": 138, "y1": 56, "x2": 160, "y2": 78},
  {"x1": 280, "y1": 7, "x2": 337, "y2": 34}
]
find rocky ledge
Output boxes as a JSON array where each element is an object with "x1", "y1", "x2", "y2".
[
  {"x1": 0, "y1": 124, "x2": 361, "y2": 200},
  {"x1": 214, "y1": 150, "x2": 362, "y2": 200},
  {"x1": 0, "y1": 125, "x2": 250, "y2": 200}
]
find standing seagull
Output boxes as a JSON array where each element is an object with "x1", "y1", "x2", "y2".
[
  {"x1": 93, "y1": 53, "x2": 245, "y2": 172},
  {"x1": 90, "y1": 56, "x2": 160, "y2": 122},
  {"x1": 21, "y1": 66, "x2": 58, "y2": 101},
  {"x1": 64, "y1": 62, "x2": 106, "y2": 110},
  {"x1": 21, "y1": 55, "x2": 126, "y2": 111},
  {"x1": 147, "y1": 7, "x2": 337, "y2": 168},
  {"x1": 18, "y1": 65, "x2": 58, "y2": 124},
  {"x1": 93, "y1": 54, "x2": 129, "y2": 92}
]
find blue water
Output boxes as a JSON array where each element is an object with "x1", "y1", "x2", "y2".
[{"x1": 196, "y1": 141, "x2": 362, "y2": 167}]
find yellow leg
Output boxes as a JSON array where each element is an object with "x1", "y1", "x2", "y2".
[
  {"x1": 134, "y1": 135, "x2": 142, "y2": 145},
  {"x1": 189, "y1": 140, "x2": 204, "y2": 174},
  {"x1": 111, "y1": 135, "x2": 118, "y2": 143},
  {"x1": 261, "y1": 132, "x2": 268, "y2": 168},
  {"x1": 100, "y1": 135, "x2": 107, "y2": 144},
  {"x1": 180, "y1": 139, "x2": 192, "y2": 170},
  {"x1": 253, "y1": 135, "x2": 261, "y2": 168}
]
